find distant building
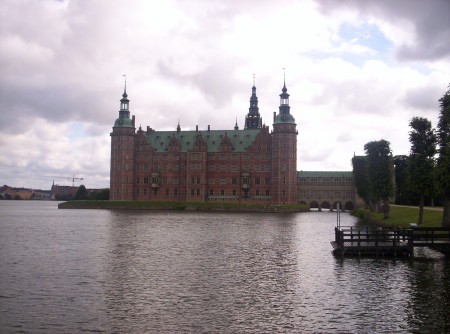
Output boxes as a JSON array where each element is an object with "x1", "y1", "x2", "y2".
[
  {"x1": 51, "y1": 184, "x2": 79, "y2": 200},
  {"x1": 0, "y1": 186, "x2": 51, "y2": 200},
  {"x1": 109, "y1": 79, "x2": 358, "y2": 209},
  {"x1": 297, "y1": 171, "x2": 364, "y2": 210}
]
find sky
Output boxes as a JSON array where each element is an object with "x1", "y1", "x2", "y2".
[{"x1": 1, "y1": 0, "x2": 449, "y2": 190}]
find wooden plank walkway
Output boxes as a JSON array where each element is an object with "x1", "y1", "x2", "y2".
[{"x1": 332, "y1": 226, "x2": 450, "y2": 257}]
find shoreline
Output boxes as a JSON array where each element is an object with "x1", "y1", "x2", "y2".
[{"x1": 58, "y1": 200, "x2": 310, "y2": 213}]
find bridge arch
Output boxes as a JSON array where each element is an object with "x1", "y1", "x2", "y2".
[
  {"x1": 309, "y1": 201, "x2": 319, "y2": 210},
  {"x1": 345, "y1": 201, "x2": 354, "y2": 211},
  {"x1": 321, "y1": 201, "x2": 331, "y2": 210},
  {"x1": 333, "y1": 201, "x2": 343, "y2": 210}
]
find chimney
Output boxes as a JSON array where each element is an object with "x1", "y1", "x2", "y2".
[
  {"x1": 132, "y1": 115, "x2": 136, "y2": 128},
  {"x1": 273, "y1": 112, "x2": 276, "y2": 123},
  {"x1": 208, "y1": 125, "x2": 210, "y2": 132}
]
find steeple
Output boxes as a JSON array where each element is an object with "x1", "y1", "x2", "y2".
[
  {"x1": 113, "y1": 77, "x2": 133, "y2": 128},
  {"x1": 234, "y1": 117, "x2": 239, "y2": 130},
  {"x1": 279, "y1": 72, "x2": 290, "y2": 114},
  {"x1": 244, "y1": 76, "x2": 262, "y2": 129},
  {"x1": 273, "y1": 73, "x2": 295, "y2": 125},
  {"x1": 119, "y1": 76, "x2": 129, "y2": 117}
]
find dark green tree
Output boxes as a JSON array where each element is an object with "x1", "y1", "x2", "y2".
[
  {"x1": 90, "y1": 189, "x2": 110, "y2": 200},
  {"x1": 407, "y1": 117, "x2": 437, "y2": 225},
  {"x1": 73, "y1": 185, "x2": 89, "y2": 200},
  {"x1": 364, "y1": 140, "x2": 394, "y2": 218},
  {"x1": 393, "y1": 155, "x2": 413, "y2": 205},
  {"x1": 436, "y1": 85, "x2": 450, "y2": 227},
  {"x1": 351, "y1": 156, "x2": 373, "y2": 210}
]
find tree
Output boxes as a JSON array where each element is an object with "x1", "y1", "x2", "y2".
[
  {"x1": 73, "y1": 185, "x2": 89, "y2": 200},
  {"x1": 393, "y1": 155, "x2": 413, "y2": 205},
  {"x1": 364, "y1": 140, "x2": 394, "y2": 219},
  {"x1": 436, "y1": 85, "x2": 450, "y2": 227},
  {"x1": 351, "y1": 156, "x2": 373, "y2": 210},
  {"x1": 407, "y1": 117, "x2": 437, "y2": 225},
  {"x1": 90, "y1": 189, "x2": 110, "y2": 200}
]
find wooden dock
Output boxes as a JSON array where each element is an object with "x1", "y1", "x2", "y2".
[{"x1": 331, "y1": 226, "x2": 450, "y2": 257}]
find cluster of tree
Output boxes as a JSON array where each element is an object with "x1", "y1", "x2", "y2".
[
  {"x1": 352, "y1": 85, "x2": 449, "y2": 226},
  {"x1": 0, "y1": 193, "x2": 22, "y2": 200},
  {"x1": 352, "y1": 140, "x2": 394, "y2": 219},
  {"x1": 73, "y1": 185, "x2": 110, "y2": 200}
]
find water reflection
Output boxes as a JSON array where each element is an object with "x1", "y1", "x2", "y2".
[{"x1": 0, "y1": 202, "x2": 449, "y2": 333}]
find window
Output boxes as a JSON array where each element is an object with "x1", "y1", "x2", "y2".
[
  {"x1": 221, "y1": 189, "x2": 225, "y2": 195},
  {"x1": 232, "y1": 177, "x2": 237, "y2": 185}
]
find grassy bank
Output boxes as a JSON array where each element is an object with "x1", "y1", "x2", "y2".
[
  {"x1": 351, "y1": 206, "x2": 443, "y2": 228},
  {"x1": 58, "y1": 200, "x2": 309, "y2": 212}
]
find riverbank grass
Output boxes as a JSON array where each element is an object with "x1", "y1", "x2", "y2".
[{"x1": 352, "y1": 206, "x2": 442, "y2": 228}]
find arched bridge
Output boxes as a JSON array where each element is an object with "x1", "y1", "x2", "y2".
[{"x1": 297, "y1": 171, "x2": 358, "y2": 211}]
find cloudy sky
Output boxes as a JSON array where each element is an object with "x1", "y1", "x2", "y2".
[{"x1": 1, "y1": 0, "x2": 449, "y2": 190}]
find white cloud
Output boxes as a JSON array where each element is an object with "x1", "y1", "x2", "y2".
[{"x1": 0, "y1": 0, "x2": 449, "y2": 189}]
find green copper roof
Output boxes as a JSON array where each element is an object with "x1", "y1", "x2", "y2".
[
  {"x1": 274, "y1": 113, "x2": 296, "y2": 124},
  {"x1": 143, "y1": 128, "x2": 262, "y2": 153},
  {"x1": 297, "y1": 171, "x2": 353, "y2": 178},
  {"x1": 114, "y1": 118, "x2": 134, "y2": 127}
]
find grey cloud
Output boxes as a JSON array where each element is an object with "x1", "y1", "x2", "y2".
[
  {"x1": 157, "y1": 58, "x2": 246, "y2": 108},
  {"x1": 404, "y1": 85, "x2": 442, "y2": 112},
  {"x1": 315, "y1": 0, "x2": 450, "y2": 61}
]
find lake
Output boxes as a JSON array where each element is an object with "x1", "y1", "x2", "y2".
[{"x1": 0, "y1": 201, "x2": 449, "y2": 333}]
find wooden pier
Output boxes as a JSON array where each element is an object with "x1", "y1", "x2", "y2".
[{"x1": 331, "y1": 226, "x2": 450, "y2": 257}]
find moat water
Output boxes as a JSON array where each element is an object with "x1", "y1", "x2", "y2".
[{"x1": 0, "y1": 201, "x2": 449, "y2": 333}]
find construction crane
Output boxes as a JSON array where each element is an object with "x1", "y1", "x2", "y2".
[
  {"x1": 50, "y1": 174, "x2": 84, "y2": 187},
  {"x1": 67, "y1": 174, "x2": 84, "y2": 187}
]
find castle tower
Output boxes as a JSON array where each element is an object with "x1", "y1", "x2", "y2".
[
  {"x1": 244, "y1": 82, "x2": 262, "y2": 129},
  {"x1": 110, "y1": 81, "x2": 136, "y2": 200},
  {"x1": 271, "y1": 78, "x2": 298, "y2": 204}
]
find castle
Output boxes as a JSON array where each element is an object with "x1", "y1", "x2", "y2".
[{"x1": 110, "y1": 80, "x2": 358, "y2": 210}]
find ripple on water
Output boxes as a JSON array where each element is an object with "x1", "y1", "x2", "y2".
[{"x1": 0, "y1": 202, "x2": 449, "y2": 333}]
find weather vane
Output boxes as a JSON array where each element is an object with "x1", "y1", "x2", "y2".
[{"x1": 253, "y1": 73, "x2": 255, "y2": 86}]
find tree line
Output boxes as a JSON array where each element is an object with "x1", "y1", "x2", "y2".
[{"x1": 352, "y1": 85, "x2": 449, "y2": 227}]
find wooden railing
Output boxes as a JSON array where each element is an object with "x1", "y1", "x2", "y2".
[
  {"x1": 335, "y1": 226, "x2": 411, "y2": 248},
  {"x1": 409, "y1": 227, "x2": 450, "y2": 246},
  {"x1": 334, "y1": 226, "x2": 450, "y2": 253}
]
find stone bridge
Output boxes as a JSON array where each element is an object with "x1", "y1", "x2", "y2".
[{"x1": 297, "y1": 171, "x2": 360, "y2": 211}]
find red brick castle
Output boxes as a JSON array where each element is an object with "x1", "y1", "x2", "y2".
[{"x1": 110, "y1": 79, "x2": 298, "y2": 205}]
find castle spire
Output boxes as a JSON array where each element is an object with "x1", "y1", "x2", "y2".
[
  {"x1": 244, "y1": 76, "x2": 262, "y2": 129},
  {"x1": 279, "y1": 70, "x2": 290, "y2": 113},
  {"x1": 123, "y1": 74, "x2": 127, "y2": 97}
]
